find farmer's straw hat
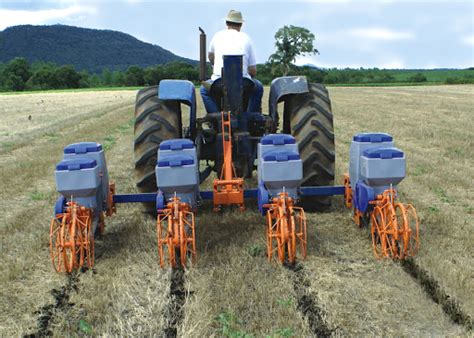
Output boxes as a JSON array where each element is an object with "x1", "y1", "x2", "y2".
[{"x1": 226, "y1": 10, "x2": 244, "y2": 24}]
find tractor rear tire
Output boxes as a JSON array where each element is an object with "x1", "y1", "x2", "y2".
[
  {"x1": 134, "y1": 86, "x2": 181, "y2": 196},
  {"x1": 286, "y1": 83, "x2": 335, "y2": 211}
]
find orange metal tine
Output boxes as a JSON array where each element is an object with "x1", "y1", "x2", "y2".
[
  {"x1": 156, "y1": 196, "x2": 196, "y2": 269},
  {"x1": 369, "y1": 188, "x2": 420, "y2": 260},
  {"x1": 405, "y1": 204, "x2": 420, "y2": 256},
  {"x1": 50, "y1": 202, "x2": 93, "y2": 273},
  {"x1": 265, "y1": 192, "x2": 307, "y2": 264},
  {"x1": 50, "y1": 216, "x2": 65, "y2": 272},
  {"x1": 393, "y1": 202, "x2": 420, "y2": 259},
  {"x1": 293, "y1": 206, "x2": 308, "y2": 259}
]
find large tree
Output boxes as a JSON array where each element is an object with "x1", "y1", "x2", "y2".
[
  {"x1": 125, "y1": 65, "x2": 145, "y2": 86},
  {"x1": 268, "y1": 25, "x2": 319, "y2": 76},
  {"x1": 55, "y1": 65, "x2": 82, "y2": 88},
  {"x1": 2, "y1": 57, "x2": 31, "y2": 91}
]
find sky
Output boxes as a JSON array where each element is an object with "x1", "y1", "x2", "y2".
[{"x1": 0, "y1": 0, "x2": 473, "y2": 69}]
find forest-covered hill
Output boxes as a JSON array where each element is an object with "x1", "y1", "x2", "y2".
[{"x1": 0, "y1": 24, "x2": 195, "y2": 73}]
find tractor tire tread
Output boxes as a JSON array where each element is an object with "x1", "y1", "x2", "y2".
[
  {"x1": 288, "y1": 83, "x2": 335, "y2": 211},
  {"x1": 136, "y1": 87, "x2": 160, "y2": 107},
  {"x1": 134, "y1": 86, "x2": 181, "y2": 196}
]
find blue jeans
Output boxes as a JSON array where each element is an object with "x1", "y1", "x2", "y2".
[{"x1": 200, "y1": 79, "x2": 264, "y2": 113}]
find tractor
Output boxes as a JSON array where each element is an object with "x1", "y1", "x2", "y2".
[
  {"x1": 131, "y1": 29, "x2": 334, "y2": 266},
  {"x1": 48, "y1": 29, "x2": 419, "y2": 272},
  {"x1": 134, "y1": 29, "x2": 334, "y2": 212}
]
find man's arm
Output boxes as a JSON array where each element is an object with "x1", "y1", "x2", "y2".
[
  {"x1": 248, "y1": 65, "x2": 257, "y2": 78},
  {"x1": 208, "y1": 52, "x2": 215, "y2": 66},
  {"x1": 247, "y1": 37, "x2": 257, "y2": 78}
]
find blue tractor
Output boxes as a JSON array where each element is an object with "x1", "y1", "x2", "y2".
[{"x1": 133, "y1": 29, "x2": 335, "y2": 212}]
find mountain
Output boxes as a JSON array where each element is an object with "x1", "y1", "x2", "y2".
[
  {"x1": 0, "y1": 25, "x2": 196, "y2": 73},
  {"x1": 301, "y1": 63, "x2": 319, "y2": 69}
]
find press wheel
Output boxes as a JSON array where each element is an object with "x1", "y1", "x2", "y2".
[
  {"x1": 179, "y1": 217, "x2": 187, "y2": 268},
  {"x1": 84, "y1": 215, "x2": 94, "y2": 269},
  {"x1": 157, "y1": 219, "x2": 166, "y2": 268},
  {"x1": 180, "y1": 211, "x2": 196, "y2": 267},
  {"x1": 265, "y1": 193, "x2": 308, "y2": 264},
  {"x1": 50, "y1": 203, "x2": 93, "y2": 273},
  {"x1": 277, "y1": 216, "x2": 287, "y2": 263},
  {"x1": 405, "y1": 205, "x2": 420, "y2": 256},
  {"x1": 50, "y1": 216, "x2": 65, "y2": 272},
  {"x1": 287, "y1": 210, "x2": 297, "y2": 264},
  {"x1": 156, "y1": 198, "x2": 196, "y2": 268},
  {"x1": 293, "y1": 207, "x2": 307, "y2": 260},
  {"x1": 61, "y1": 210, "x2": 83, "y2": 273},
  {"x1": 266, "y1": 212, "x2": 274, "y2": 261},
  {"x1": 394, "y1": 203, "x2": 420, "y2": 258},
  {"x1": 371, "y1": 206, "x2": 387, "y2": 259}
]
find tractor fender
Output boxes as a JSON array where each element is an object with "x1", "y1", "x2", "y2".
[
  {"x1": 269, "y1": 76, "x2": 308, "y2": 129},
  {"x1": 158, "y1": 80, "x2": 197, "y2": 137}
]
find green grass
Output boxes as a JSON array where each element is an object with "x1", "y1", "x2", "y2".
[
  {"x1": 276, "y1": 297, "x2": 294, "y2": 308},
  {"x1": 1, "y1": 141, "x2": 14, "y2": 152},
  {"x1": 326, "y1": 82, "x2": 446, "y2": 87},
  {"x1": 432, "y1": 187, "x2": 455, "y2": 203},
  {"x1": 271, "y1": 328, "x2": 296, "y2": 338},
  {"x1": 78, "y1": 319, "x2": 93, "y2": 334},
  {"x1": 1, "y1": 82, "x2": 465, "y2": 93},
  {"x1": 1, "y1": 69, "x2": 473, "y2": 95},
  {"x1": 386, "y1": 68, "x2": 474, "y2": 82},
  {"x1": 44, "y1": 132, "x2": 60, "y2": 143},
  {"x1": 29, "y1": 190, "x2": 49, "y2": 201},
  {"x1": 329, "y1": 69, "x2": 473, "y2": 86},
  {"x1": 216, "y1": 312, "x2": 253, "y2": 338},
  {"x1": 0, "y1": 86, "x2": 141, "y2": 95}
]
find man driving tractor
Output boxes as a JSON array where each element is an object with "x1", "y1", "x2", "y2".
[{"x1": 200, "y1": 10, "x2": 264, "y2": 113}]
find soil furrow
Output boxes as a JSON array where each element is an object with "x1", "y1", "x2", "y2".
[
  {"x1": 25, "y1": 272, "x2": 80, "y2": 337},
  {"x1": 163, "y1": 267, "x2": 187, "y2": 337},
  {"x1": 401, "y1": 258, "x2": 473, "y2": 331},
  {"x1": 285, "y1": 262, "x2": 335, "y2": 337}
]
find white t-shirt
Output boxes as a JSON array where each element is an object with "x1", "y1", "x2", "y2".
[{"x1": 209, "y1": 29, "x2": 257, "y2": 80}]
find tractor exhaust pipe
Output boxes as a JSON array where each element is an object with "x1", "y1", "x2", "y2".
[{"x1": 199, "y1": 27, "x2": 207, "y2": 81}]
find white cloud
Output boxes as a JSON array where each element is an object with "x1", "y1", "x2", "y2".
[
  {"x1": 294, "y1": 55, "x2": 356, "y2": 68},
  {"x1": 423, "y1": 63, "x2": 440, "y2": 69},
  {"x1": 461, "y1": 35, "x2": 474, "y2": 46},
  {"x1": 0, "y1": 5, "x2": 96, "y2": 30},
  {"x1": 295, "y1": 55, "x2": 406, "y2": 69},
  {"x1": 379, "y1": 59, "x2": 405, "y2": 69},
  {"x1": 350, "y1": 27, "x2": 414, "y2": 41}
]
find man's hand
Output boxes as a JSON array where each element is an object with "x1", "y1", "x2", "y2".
[
  {"x1": 248, "y1": 65, "x2": 257, "y2": 78},
  {"x1": 208, "y1": 52, "x2": 215, "y2": 66}
]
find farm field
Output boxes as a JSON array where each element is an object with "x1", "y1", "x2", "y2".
[{"x1": 0, "y1": 85, "x2": 473, "y2": 336}]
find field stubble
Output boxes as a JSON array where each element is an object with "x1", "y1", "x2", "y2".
[{"x1": 0, "y1": 85, "x2": 472, "y2": 336}]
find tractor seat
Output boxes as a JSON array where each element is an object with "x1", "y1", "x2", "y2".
[{"x1": 209, "y1": 77, "x2": 255, "y2": 112}]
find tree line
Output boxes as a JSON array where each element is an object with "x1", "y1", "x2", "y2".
[
  {"x1": 0, "y1": 57, "x2": 473, "y2": 92},
  {"x1": 0, "y1": 57, "x2": 202, "y2": 91}
]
